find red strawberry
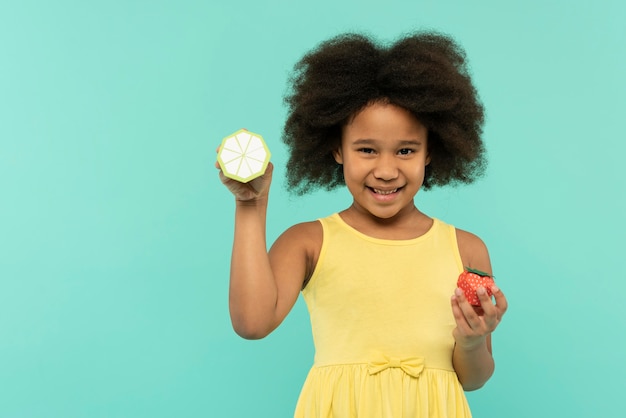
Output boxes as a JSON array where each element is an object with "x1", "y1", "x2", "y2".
[{"x1": 457, "y1": 267, "x2": 495, "y2": 306}]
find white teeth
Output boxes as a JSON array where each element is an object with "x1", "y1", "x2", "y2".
[{"x1": 373, "y1": 188, "x2": 397, "y2": 195}]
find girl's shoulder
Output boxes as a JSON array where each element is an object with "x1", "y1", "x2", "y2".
[
  {"x1": 272, "y1": 220, "x2": 323, "y2": 259},
  {"x1": 273, "y1": 220, "x2": 324, "y2": 283},
  {"x1": 280, "y1": 219, "x2": 323, "y2": 243},
  {"x1": 455, "y1": 227, "x2": 493, "y2": 274}
]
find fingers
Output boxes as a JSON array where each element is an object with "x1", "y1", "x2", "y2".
[
  {"x1": 215, "y1": 145, "x2": 222, "y2": 169},
  {"x1": 450, "y1": 292, "x2": 470, "y2": 330},
  {"x1": 492, "y1": 285, "x2": 508, "y2": 317},
  {"x1": 216, "y1": 153, "x2": 273, "y2": 200},
  {"x1": 451, "y1": 288, "x2": 483, "y2": 331},
  {"x1": 451, "y1": 291, "x2": 486, "y2": 350},
  {"x1": 475, "y1": 287, "x2": 498, "y2": 329},
  {"x1": 452, "y1": 285, "x2": 504, "y2": 335},
  {"x1": 217, "y1": 168, "x2": 229, "y2": 185}
]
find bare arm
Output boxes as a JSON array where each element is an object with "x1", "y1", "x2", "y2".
[
  {"x1": 217, "y1": 160, "x2": 317, "y2": 339},
  {"x1": 452, "y1": 230, "x2": 508, "y2": 390}
]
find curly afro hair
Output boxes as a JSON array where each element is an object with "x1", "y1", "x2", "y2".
[{"x1": 282, "y1": 32, "x2": 486, "y2": 195}]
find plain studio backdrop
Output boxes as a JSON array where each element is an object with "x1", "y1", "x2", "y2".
[{"x1": 1, "y1": 0, "x2": 624, "y2": 417}]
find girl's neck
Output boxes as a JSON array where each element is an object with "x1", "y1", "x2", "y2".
[{"x1": 339, "y1": 203, "x2": 433, "y2": 240}]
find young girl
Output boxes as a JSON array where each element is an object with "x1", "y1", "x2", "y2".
[{"x1": 217, "y1": 32, "x2": 508, "y2": 417}]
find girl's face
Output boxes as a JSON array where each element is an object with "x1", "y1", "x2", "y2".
[{"x1": 333, "y1": 102, "x2": 430, "y2": 221}]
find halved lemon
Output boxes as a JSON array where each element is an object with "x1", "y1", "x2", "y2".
[{"x1": 217, "y1": 129, "x2": 271, "y2": 183}]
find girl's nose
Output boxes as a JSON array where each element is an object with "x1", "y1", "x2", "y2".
[{"x1": 373, "y1": 155, "x2": 399, "y2": 181}]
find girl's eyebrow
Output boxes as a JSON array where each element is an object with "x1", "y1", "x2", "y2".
[
  {"x1": 397, "y1": 140, "x2": 424, "y2": 146},
  {"x1": 352, "y1": 139, "x2": 376, "y2": 145},
  {"x1": 351, "y1": 138, "x2": 424, "y2": 146}
]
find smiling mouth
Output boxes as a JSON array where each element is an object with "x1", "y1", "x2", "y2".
[{"x1": 371, "y1": 187, "x2": 400, "y2": 195}]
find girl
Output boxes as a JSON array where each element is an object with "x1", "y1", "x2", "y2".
[{"x1": 217, "y1": 32, "x2": 508, "y2": 417}]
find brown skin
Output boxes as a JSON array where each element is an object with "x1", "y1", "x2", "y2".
[{"x1": 217, "y1": 104, "x2": 508, "y2": 391}]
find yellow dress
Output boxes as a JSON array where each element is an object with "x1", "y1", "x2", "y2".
[{"x1": 294, "y1": 214, "x2": 471, "y2": 418}]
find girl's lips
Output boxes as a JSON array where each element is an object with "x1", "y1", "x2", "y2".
[{"x1": 367, "y1": 186, "x2": 403, "y2": 201}]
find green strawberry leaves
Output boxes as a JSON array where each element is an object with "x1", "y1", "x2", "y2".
[{"x1": 464, "y1": 267, "x2": 494, "y2": 278}]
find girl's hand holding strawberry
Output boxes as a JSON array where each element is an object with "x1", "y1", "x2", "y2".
[{"x1": 451, "y1": 281, "x2": 508, "y2": 350}]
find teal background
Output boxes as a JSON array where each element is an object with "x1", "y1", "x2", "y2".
[{"x1": 1, "y1": 0, "x2": 625, "y2": 417}]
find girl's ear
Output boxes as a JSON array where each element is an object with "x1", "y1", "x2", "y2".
[
  {"x1": 426, "y1": 152, "x2": 431, "y2": 166},
  {"x1": 333, "y1": 148, "x2": 344, "y2": 164}
]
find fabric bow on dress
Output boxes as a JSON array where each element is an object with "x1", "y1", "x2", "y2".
[{"x1": 367, "y1": 355, "x2": 425, "y2": 378}]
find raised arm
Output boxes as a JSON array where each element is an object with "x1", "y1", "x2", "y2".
[
  {"x1": 217, "y1": 160, "x2": 319, "y2": 339},
  {"x1": 451, "y1": 230, "x2": 508, "y2": 390}
]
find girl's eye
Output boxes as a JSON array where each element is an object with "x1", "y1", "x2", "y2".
[
  {"x1": 398, "y1": 148, "x2": 414, "y2": 155},
  {"x1": 359, "y1": 148, "x2": 375, "y2": 154}
]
